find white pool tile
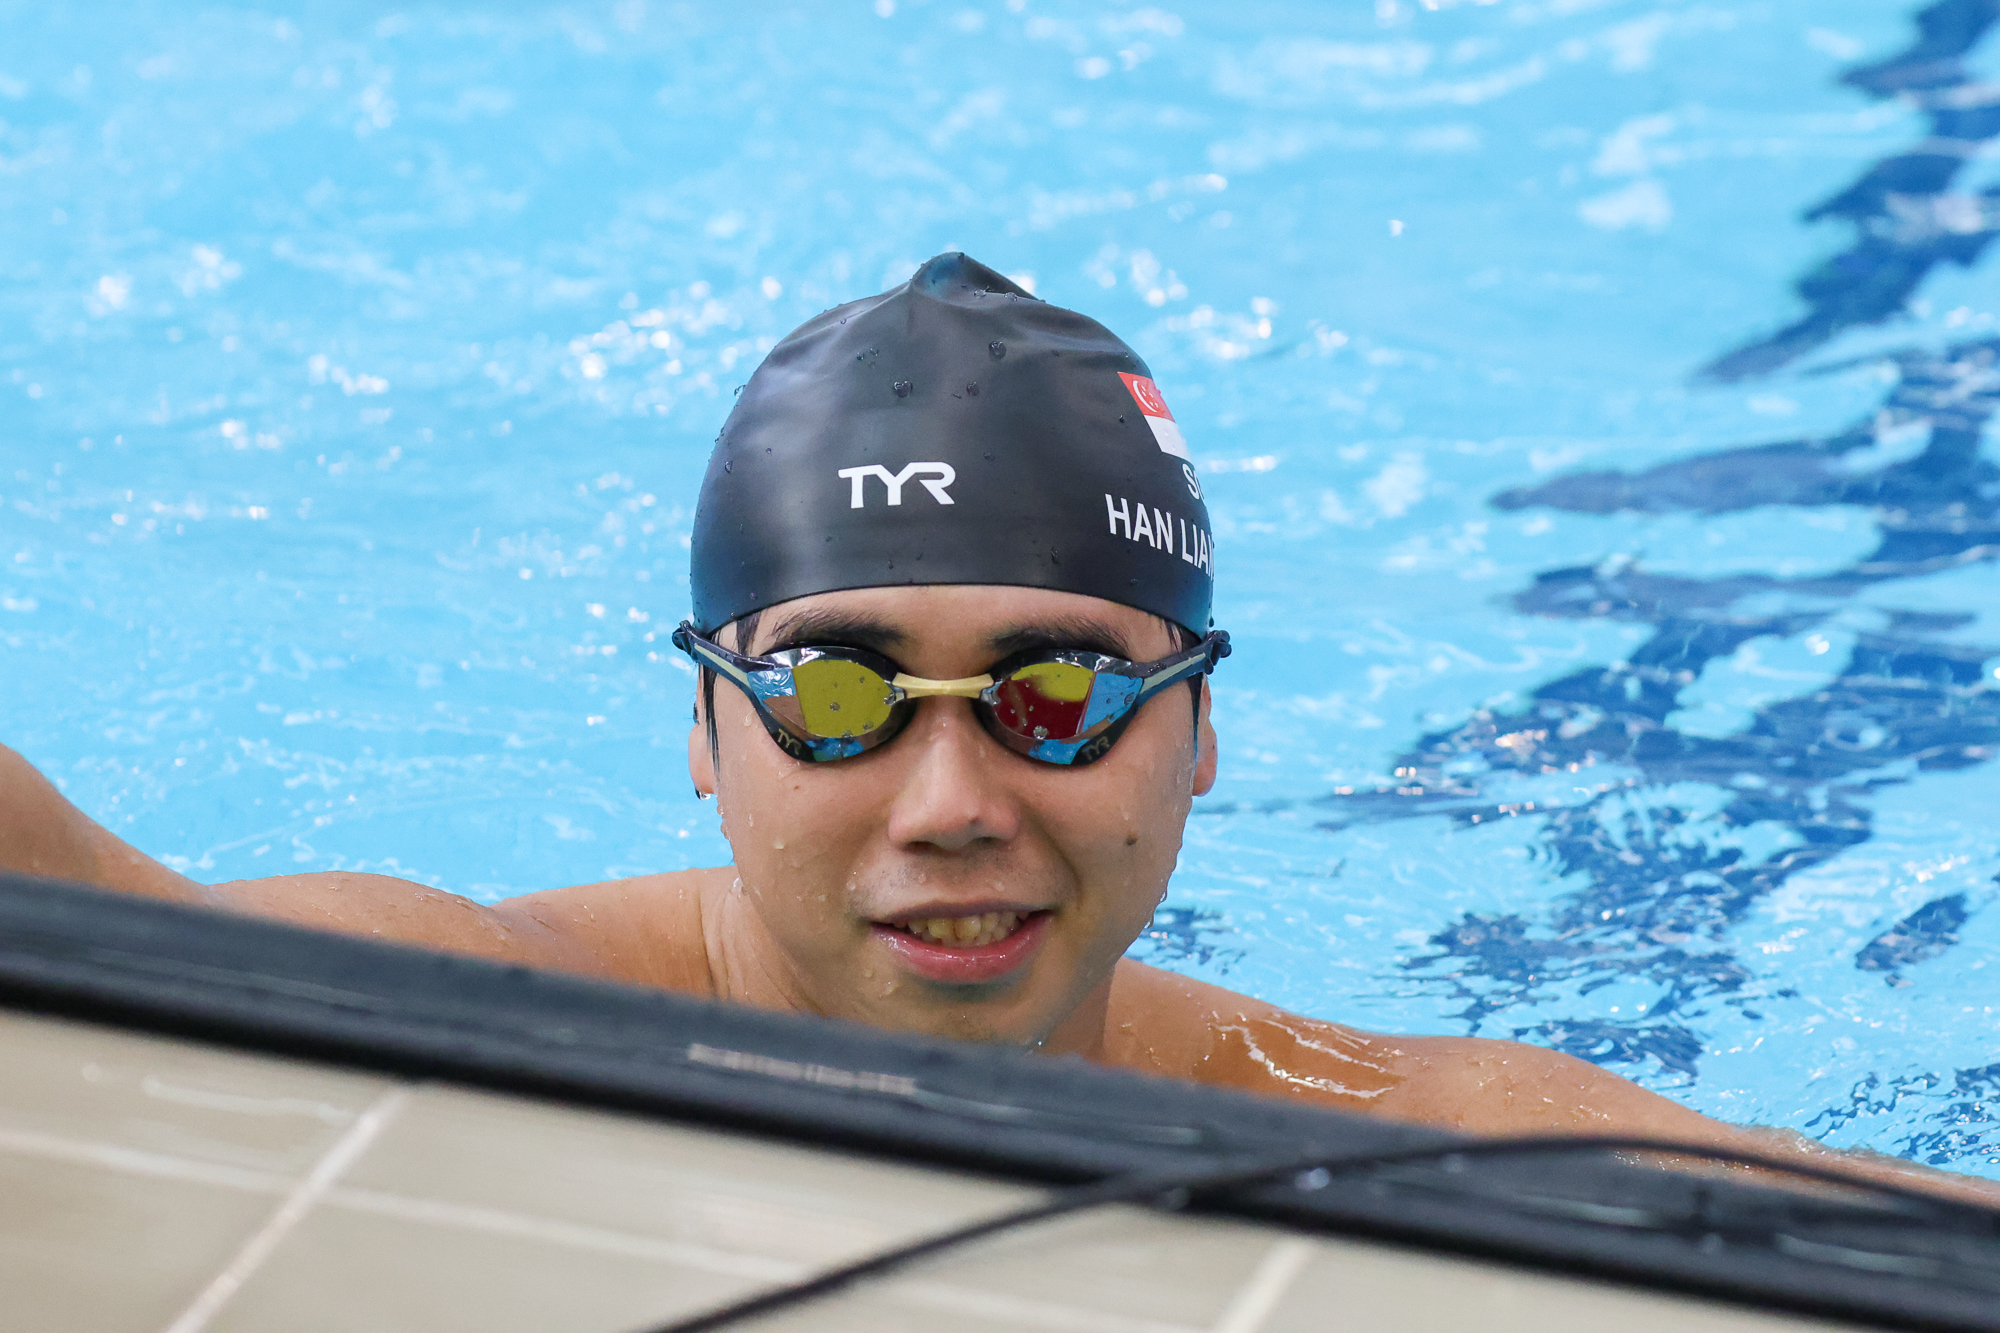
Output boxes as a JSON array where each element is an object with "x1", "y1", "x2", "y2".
[
  {"x1": 206, "y1": 1198, "x2": 769, "y2": 1333},
  {"x1": 334, "y1": 1080, "x2": 1046, "y2": 1269},
  {"x1": 1259, "y1": 1229, "x2": 1858, "y2": 1333},
  {"x1": 0, "y1": 1008, "x2": 395, "y2": 1177},
  {"x1": 0, "y1": 1149, "x2": 277, "y2": 1333},
  {"x1": 0, "y1": 1008, "x2": 1860, "y2": 1333}
]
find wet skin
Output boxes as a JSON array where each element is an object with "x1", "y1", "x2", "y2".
[
  {"x1": 2, "y1": 585, "x2": 1995, "y2": 1204},
  {"x1": 686, "y1": 585, "x2": 1209, "y2": 1054}
]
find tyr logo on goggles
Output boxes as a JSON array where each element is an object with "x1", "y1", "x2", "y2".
[{"x1": 672, "y1": 622, "x2": 1230, "y2": 767}]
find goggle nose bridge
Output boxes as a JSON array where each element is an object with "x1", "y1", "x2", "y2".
[{"x1": 888, "y1": 672, "x2": 997, "y2": 701}]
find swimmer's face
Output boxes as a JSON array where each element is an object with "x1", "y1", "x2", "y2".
[{"x1": 688, "y1": 585, "x2": 1217, "y2": 1047}]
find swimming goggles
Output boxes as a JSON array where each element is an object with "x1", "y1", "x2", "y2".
[{"x1": 673, "y1": 622, "x2": 1230, "y2": 767}]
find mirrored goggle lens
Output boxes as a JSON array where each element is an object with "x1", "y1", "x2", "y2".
[
  {"x1": 990, "y1": 661, "x2": 1110, "y2": 742},
  {"x1": 783, "y1": 658, "x2": 899, "y2": 738}
]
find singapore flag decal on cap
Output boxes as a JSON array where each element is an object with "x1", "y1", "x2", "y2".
[{"x1": 1117, "y1": 372, "x2": 1191, "y2": 461}]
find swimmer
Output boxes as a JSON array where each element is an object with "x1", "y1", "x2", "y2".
[{"x1": 1, "y1": 254, "x2": 1989, "y2": 1201}]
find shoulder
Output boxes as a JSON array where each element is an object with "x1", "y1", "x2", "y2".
[
  {"x1": 493, "y1": 866, "x2": 731, "y2": 995},
  {"x1": 1099, "y1": 961, "x2": 1408, "y2": 1112},
  {"x1": 1367, "y1": 1031, "x2": 1724, "y2": 1137},
  {"x1": 1100, "y1": 961, "x2": 1722, "y2": 1138}
]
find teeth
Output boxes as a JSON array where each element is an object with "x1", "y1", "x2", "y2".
[{"x1": 905, "y1": 910, "x2": 1024, "y2": 949}]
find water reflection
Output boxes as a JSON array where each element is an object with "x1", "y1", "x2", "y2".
[
  {"x1": 1306, "y1": 0, "x2": 2000, "y2": 1164},
  {"x1": 1707, "y1": 0, "x2": 2000, "y2": 382}
]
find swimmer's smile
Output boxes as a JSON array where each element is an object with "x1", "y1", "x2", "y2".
[{"x1": 869, "y1": 902, "x2": 1055, "y2": 986}]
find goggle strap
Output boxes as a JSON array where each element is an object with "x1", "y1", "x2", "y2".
[
  {"x1": 1136, "y1": 638, "x2": 1224, "y2": 693},
  {"x1": 683, "y1": 634, "x2": 765, "y2": 694}
]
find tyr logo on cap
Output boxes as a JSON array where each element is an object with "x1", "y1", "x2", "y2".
[
  {"x1": 1118, "y1": 372, "x2": 1191, "y2": 461},
  {"x1": 837, "y1": 462, "x2": 957, "y2": 508}
]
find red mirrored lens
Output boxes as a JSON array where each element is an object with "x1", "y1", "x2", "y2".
[{"x1": 991, "y1": 661, "x2": 1096, "y2": 740}]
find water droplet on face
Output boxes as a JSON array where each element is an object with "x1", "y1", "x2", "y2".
[
  {"x1": 965, "y1": 382, "x2": 979, "y2": 396},
  {"x1": 861, "y1": 968, "x2": 874, "y2": 979},
  {"x1": 892, "y1": 380, "x2": 912, "y2": 398},
  {"x1": 723, "y1": 460, "x2": 732, "y2": 473},
  {"x1": 730, "y1": 877, "x2": 744, "y2": 895},
  {"x1": 988, "y1": 340, "x2": 1006, "y2": 359},
  {"x1": 733, "y1": 384, "x2": 745, "y2": 396},
  {"x1": 772, "y1": 838, "x2": 785, "y2": 850}
]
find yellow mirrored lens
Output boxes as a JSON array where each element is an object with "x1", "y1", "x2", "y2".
[
  {"x1": 792, "y1": 659, "x2": 896, "y2": 737},
  {"x1": 1010, "y1": 661, "x2": 1094, "y2": 702}
]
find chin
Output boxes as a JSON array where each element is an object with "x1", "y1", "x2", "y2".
[{"x1": 870, "y1": 995, "x2": 1050, "y2": 1048}]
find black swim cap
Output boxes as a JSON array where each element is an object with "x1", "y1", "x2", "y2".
[{"x1": 689, "y1": 253, "x2": 1216, "y2": 634}]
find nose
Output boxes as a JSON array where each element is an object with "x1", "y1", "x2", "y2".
[{"x1": 882, "y1": 699, "x2": 1021, "y2": 853}]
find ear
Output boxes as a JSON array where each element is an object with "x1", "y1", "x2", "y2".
[
  {"x1": 1192, "y1": 679, "x2": 1218, "y2": 796},
  {"x1": 688, "y1": 691, "x2": 717, "y2": 798}
]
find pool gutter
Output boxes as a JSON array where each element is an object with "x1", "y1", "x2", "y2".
[{"x1": 0, "y1": 870, "x2": 1993, "y2": 1331}]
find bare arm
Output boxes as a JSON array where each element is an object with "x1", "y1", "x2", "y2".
[
  {"x1": 0, "y1": 744, "x2": 212, "y2": 903},
  {"x1": 0, "y1": 743, "x2": 717, "y2": 991},
  {"x1": 1105, "y1": 960, "x2": 2000, "y2": 1207}
]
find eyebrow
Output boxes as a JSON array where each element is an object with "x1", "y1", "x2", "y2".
[
  {"x1": 754, "y1": 609, "x2": 908, "y2": 657},
  {"x1": 754, "y1": 610, "x2": 1139, "y2": 663},
  {"x1": 987, "y1": 616, "x2": 1135, "y2": 660}
]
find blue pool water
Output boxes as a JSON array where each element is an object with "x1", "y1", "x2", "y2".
[{"x1": 4, "y1": 0, "x2": 1998, "y2": 1173}]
